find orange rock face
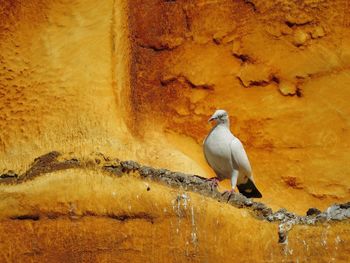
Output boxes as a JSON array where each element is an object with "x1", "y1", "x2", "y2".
[
  {"x1": 0, "y1": 168, "x2": 349, "y2": 262},
  {"x1": 0, "y1": 0, "x2": 350, "y2": 261},
  {"x1": 128, "y1": 0, "x2": 350, "y2": 213}
]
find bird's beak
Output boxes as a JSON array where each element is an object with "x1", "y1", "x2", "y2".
[{"x1": 208, "y1": 116, "x2": 216, "y2": 122}]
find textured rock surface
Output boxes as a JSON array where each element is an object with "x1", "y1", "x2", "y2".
[
  {"x1": 128, "y1": 0, "x2": 350, "y2": 213},
  {"x1": 0, "y1": 0, "x2": 205, "y2": 177},
  {"x1": 0, "y1": 153, "x2": 349, "y2": 262},
  {"x1": 1, "y1": 0, "x2": 350, "y2": 213},
  {"x1": 1, "y1": 0, "x2": 350, "y2": 261}
]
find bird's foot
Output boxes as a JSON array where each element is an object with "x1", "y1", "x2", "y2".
[
  {"x1": 221, "y1": 189, "x2": 235, "y2": 201},
  {"x1": 205, "y1": 177, "x2": 220, "y2": 190}
]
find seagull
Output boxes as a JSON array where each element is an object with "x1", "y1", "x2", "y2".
[{"x1": 203, "y1": 109, "x2": 262, "y2": 198}]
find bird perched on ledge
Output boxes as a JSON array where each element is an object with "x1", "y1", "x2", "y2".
[{"x1": 203, "y1": 109, "x2": 262, "y2": 198}]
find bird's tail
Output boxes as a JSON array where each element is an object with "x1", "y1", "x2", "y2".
[{"x1": 237, "y1": 178, "x2": 262, "y2": 198}]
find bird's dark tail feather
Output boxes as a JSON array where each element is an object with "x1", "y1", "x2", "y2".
[{"x1": 237, "y1": 178, "x2": 262, "y2": 198}]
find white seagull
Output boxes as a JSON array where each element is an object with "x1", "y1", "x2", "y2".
[{"x1": 203, "y1": 109, "x2": 262, "y2": 198}]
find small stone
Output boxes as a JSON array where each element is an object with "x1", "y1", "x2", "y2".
[
  {"x1": 267, "y1": 215, "x2": 274, "y2": 222},
  {"x1": 305, "y1": 217, "x2": 316, "y2": 225},
  {"x1": 306, "y1": 208, "x2": 321, "y2": 216},
  {"x1": 311, "y1": 26, "x2": 325, "y2": 39},
  {"x1": 244, "y1": 199, "x2": 253, "y2": 207},
  {"x1": 278, "y1": 80, "x2": 297, "y2": 96},
  {"x1": 286, "y1": 13, "x2": 313, "y2": 27},
  {"x1": 237, "y1": 64, "x2": 272, "y2": 87},
  {"x1": 275, "y1": 212, "x2": 286, "y2": 221},
  {"x1": 292, "y1": 29, "x2": 309, "y2": 46}
]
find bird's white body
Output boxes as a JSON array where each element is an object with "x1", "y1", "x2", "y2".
[
  {"x1": 204, "y1": 123, "x2": 251, "y2": 186},
  {"x1": 203, "y1": 109, "x2": 262, "y2": 198}
]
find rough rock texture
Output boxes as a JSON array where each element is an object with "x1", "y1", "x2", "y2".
[
  {"x1": 0, "y1": 153, "x2": 349, "y2": 262},
  {"x1": 0, "y1": 0, "x2": 204, "y2": 176},
  {"x1": 1, "y1": 0, "x2": 350, "y2": 213},
  {"x1": 1, "y1": 0, "x2": 350, "y2": 261},
  {"x1": 128, "y1": 0, "x2": 350, "y2": 213}
]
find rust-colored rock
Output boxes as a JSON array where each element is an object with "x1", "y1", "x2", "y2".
[
  {"x1": 128, "y1": 0, "x2": 350, "y2": 213},
  {"x1": 0, "y1": 156, "x2": 349, "y2": 262},
  {"x1": 0, "y1": 0, "x2": 350, "y2": 261}
]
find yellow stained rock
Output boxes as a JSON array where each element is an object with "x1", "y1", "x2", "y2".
[
  {"x1": 293, "y1": 29, "x2": 310, "y2": 46},
  {"x1": 278, "y1": 80, "x2": 297, "y2": 96},
  {"x1": 311, "y1": 26, "x2": 326, "y2": 39},
  {"x1": 0, "y1": 169, "x2": 349, "y2": 262},
  {"x1": 1, "y1": 0, "x2": 350, "y2": 261}
]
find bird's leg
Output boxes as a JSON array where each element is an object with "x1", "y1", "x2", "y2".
[
  {"x1": 221, "y1": 170, "x2": 239, "y2": 200},
  {"x1": 230, "y1": 170, "x2": 239, "y2": 190},
  {"x1": 205, "y1": 177, "x2": 220, "y2": 190}
]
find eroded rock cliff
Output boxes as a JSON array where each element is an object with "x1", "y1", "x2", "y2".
[
  {"x1": 0, "y1": 153, "x2": 349, "y2": 262},
  {"x1": 128, "y1": 0, "x2": 350, "y2": 213},
  {"x1": 0, "y1": 0, "x2": 350, "y2": 262}
]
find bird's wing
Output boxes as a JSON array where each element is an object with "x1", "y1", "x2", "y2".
[
  {"x1": 203, "y1": 136, "x2": 210, "y2": 165},
  {"x1": 203, "y1": 130, "x2": 225, "y2": 179},
  {"x1": 230, "y1": 139, "x2": 262, "y2": 198},
  {"x1": 230, "y1": 139, "x2": 252, "y2": 178}
]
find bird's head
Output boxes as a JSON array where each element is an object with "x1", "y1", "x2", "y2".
[{"x1": 208, "y1": 109, "x2": 229, "y2": 125}]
